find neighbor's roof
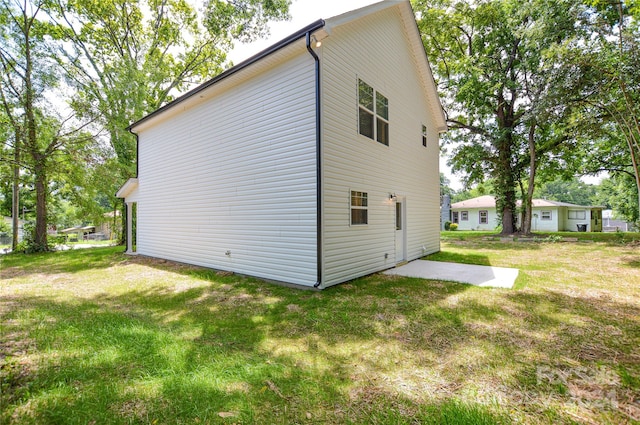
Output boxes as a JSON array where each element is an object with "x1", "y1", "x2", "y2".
[
  {"x1": 451, "y1": 195, "x2": 496, "y2": 209},
  {"x1": 128, "y1": 0, "x2": 446, "y2": 133},
  {"x1": 452, "y1": 195, "x2": 603, "y2": 210}
]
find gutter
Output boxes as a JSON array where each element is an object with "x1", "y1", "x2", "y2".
[{"x1": 306, "y1": 29, "x2": 324, "y2": 289}]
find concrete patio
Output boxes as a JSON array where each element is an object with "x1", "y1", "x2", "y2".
[{"x1": 384, "y1": 260, "x2": 518, "y2": 288}]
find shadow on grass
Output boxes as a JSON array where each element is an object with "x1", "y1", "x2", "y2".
[
  {"x1": 0, "y1": 246, "x2": 126, "y2": 279},
  {"x1": 2, "y1": 252, "x2": 638, "y2": 424}
]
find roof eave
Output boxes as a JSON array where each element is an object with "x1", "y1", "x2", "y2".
[{"x1": 128, "y1": 19, "x2": 326, "y2": 133}]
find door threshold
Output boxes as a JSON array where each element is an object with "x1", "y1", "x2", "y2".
[{"x1": 396, "y1": 261, "x2": 408, "y2": 267}]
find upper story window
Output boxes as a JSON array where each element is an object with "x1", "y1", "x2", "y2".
[
  {"x1": 422, "y1": 125, "x2": 428, "y2": 147},
  {"x1": 358, "y1": 79, "x2": 389, "y2": 145}
]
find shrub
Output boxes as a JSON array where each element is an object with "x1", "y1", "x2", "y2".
[
  {"x1": 444, "y1": 221, "x2": 452, "y2": 231},
  {"x1": 449, "y1": 223, "x2": 458, "y2": 231}
]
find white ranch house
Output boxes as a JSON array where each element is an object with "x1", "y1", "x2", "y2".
[
  {"x1": 451, "y1": 195, "x2": 604, "y2": 232},
  {"x1": 117, "y1": 0, "x2": 447, "y2": 289}
]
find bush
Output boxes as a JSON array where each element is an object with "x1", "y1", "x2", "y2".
[
  {"x1": 444, "y1": 221, "x2": 452, "y2": 231},
  {"x1": 449, "y1": 223, "x2": 458, "y2": 231},
  {"x1": 12, "y1": 222, "x2": 63, "y2": 253}
]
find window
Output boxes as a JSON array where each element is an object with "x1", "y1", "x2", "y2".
[
  {"x1": 541, "y1": 211, "x2": 552, "y2": 220},
  {"x1": 422, "y1": 125, "x2": 427, "y2": 147},
  {"x1": 461, "y1": 211, "x2": 469, "y2": 221},
  {"x1": 479, "y1": 210, "x2": 488, "y2": 224},
  {"x1": 350, "y1": 191, "x2": 368, "y2": 225},
  {"x1": 396, "y1": 202, "x2": 402, "y2": 230},
  {"x1": 358, "y1": 79, "x2": 389, "y2": 145},
  {"x1": 452, "y1": 211, "x2": 459, "y2": 223},
  {"x1": 568, "y1": 210, "x2": 586, "y2": 220}
]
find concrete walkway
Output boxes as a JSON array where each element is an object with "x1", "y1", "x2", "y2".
[{"x1": 383, "y1": 260, "x2": 518, "y2": 288}]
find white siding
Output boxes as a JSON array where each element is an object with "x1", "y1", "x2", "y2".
[
  {"x1": 454, "y1": 208, "x2": 500, "y2": 231},
  {"x1": 321, "y1": 7, "x2": 441, "y2": 287},
  {"x1": 531, "y1": 207, "x2": 560, "y2": 232},
  {"x1": 134, "y1": 52, "x2": 318, "y2": 286}
]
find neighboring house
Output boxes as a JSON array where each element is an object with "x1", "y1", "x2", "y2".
[
  {"x1": 450, "y1": 196, "x2": 501, "y2": 231},
  {"x1": 451, "y1": 195, "x2": 604, "y2": 232},
  {"x1": 116, "y1": 0, "x2": 447, "y2": 289}
]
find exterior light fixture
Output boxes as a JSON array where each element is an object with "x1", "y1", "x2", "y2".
[
  {"x1": 311, "y1": 35, "x2": 322, "y2": 48},
  {"x1": 389, "y1": 193, "x2": 397, "y2": 200}
]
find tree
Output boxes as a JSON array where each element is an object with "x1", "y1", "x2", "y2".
[
  {"x1": 440, "y1": 172, "x2": 456, "y2": 199},
  {"x1": 581, "y1": 0, "x2": 640, "y2": 220},
  {"x1": 47, "y1": 0, "x2": 290, "y2": 177},
  {"x1": 0, "y1": 0, "x2": 51, "y2": 250},
  {"x1": 43, "y1": 0, "x2": 290, "y2": 242},
  {"x1": 596, "y1": 174, "x2": 639, "y2": 225},
  {"x1": 535, "y1": 178, "x2": 598, "y2": 206},
  {"x1": 415, "y1": 0, "x2": 583, "y2": 234},
  {"x1": 1, "y1": 0, "x2": 96, "y2": 251}
]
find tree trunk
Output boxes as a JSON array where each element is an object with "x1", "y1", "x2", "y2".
[
  {"x1": 496, "y1": 132, "x2": 518, "y2": 235},
  {"x1": 12, "y1": 130, "x2": 20, "y2": 250},
  {"x1": 33, "y1": 157, "x2": 48, "y2": 249},
  {"x1": 521, "y1": 123, "x2": 537, "y2": 235}
]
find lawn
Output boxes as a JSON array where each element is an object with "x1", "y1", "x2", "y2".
[{"x1": 1, "y1": 235, "x2": 639, "y2": 424}]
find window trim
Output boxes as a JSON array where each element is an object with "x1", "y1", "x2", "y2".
[
  {"x1": 479, "y1": 210, "x2": 488, "y2": 224},
  {"x1": 568, "y1": 210, "x2": 586, "y2": 220},
  {"x1": 540, "y1": 211, "x2": 552, "y2": 221},
  {"x1": 358, "y1": 78, "x2": 389, "y2": 146},
  {"x1": 350, "y1": 190, "x2": 368, "y2": 226},
  {"x1": 460, "y1": 211, "x2": 469, "y2": 221}
]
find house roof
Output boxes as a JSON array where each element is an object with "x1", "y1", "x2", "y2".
[
  {"x1": 451, "y1": 195, "x2": 496, "y2": 209},
  {"x1": 116, "y1": 178, "x2": 139, "y2": 199},
  {"x1": 451, "y1": 195, "x2": 603, "y2": 210},
  {"x1": 128, "y1": 0, "x2": 446, "y2": 133}
]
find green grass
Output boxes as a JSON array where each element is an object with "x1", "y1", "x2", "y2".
[{"x1": 1, "y1": 240, "x2": 639, "y2": 424}]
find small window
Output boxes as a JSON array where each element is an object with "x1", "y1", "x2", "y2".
[
  {"x1": 422, "y1": 125, "x2": 427, "y2": 147},
  {"x1": 479, "y1": 210, "x2": 488, "y2": 224},
  {"x1": 541, "y1": 211, "x2": 552, "y2": 220},
  {"x1": 396, "y1": 202, "x2": 402, "y2": 230},
  {"x1": 568, "y1": 210, "x2": 586, "y2": 220},
  {"x1": 350, "y1": 191, "x2": 368, "y2": 225},
  {"x1": 461, "y1": 211, "x2": 468, "y2": 221},
  {"x1": 358, "y1": 78, "x2": 389, "y2": 145}
]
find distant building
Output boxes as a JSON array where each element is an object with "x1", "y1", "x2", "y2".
[
  {"x1": 450, "y1": 195, "x2": 604, "y2": 232},
  {"x1": 602, "y1": 210, "x2": 636, "y2": 232}
]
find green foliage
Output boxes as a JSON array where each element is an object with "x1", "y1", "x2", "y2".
[
  {"x1": 535, "y1": 178, "x2": 598, "y2": 206},
  {"x1": 449, "y1": 223, "x2": 458, "y2": 231},
  {"x1": 46, "y1": 0, "x2": 291, "y2": 180},
  {"x1": 596, "y1": 173, "x2": 639, "y2": 224},
  {"x1": 415, "y1": 0, "x2": 585, "y2": 234},
  {"x1": 444, "y1": 220, "x2": 452, "y2": 231}
]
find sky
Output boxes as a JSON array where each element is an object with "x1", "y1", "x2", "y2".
[
  {"x1": 227, "y1": 0, "x2": 379, "y2": 64},
  {"x1": 227, "y1": 0, "x2": 463, "y2": 189}
]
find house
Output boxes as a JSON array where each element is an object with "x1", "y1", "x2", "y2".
[
  {"x1": 450, "y1": 195, "x2": 604, "y2": 232},
  {"x1": 117, "y1": 0, "x2": 447, "y2": 289}
]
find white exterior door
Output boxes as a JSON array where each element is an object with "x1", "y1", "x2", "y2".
[{"x1": 395, "y1": 197, "x2": 407, "y2": 263}]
